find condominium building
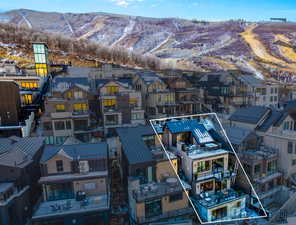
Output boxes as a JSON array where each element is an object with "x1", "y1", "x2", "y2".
[
  {"x1": 32, "y1": 142, "x2": 110, "y2": 225},
  {"x1": 116, "y1": 126, "x2": 193, "y2": 224}
]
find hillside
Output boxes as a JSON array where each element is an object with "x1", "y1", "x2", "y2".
[{"x1": 1, "y1": 9, "x2": 296, "y2": 82}]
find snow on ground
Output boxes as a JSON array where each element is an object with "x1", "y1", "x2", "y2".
[
  {"x1": 111, "y1": 17, "x2": 136, "y2": 48},
  {"x1": 18, "y1": 12, "x2": 32, "y2": 29},
  {"x1": 148, "y1": 33, "x2": 172, "y2": 53},
  {"x1": 63, "y1": 14, "x2": 74, "y2": 35}
]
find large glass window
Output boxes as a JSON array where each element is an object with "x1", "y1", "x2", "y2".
[
  {"x1": 197, "y1": 161, "x2": 210, "y2": 173},
  {"x1": 23, "y1": 94, "x2": 33, "y2": 104},
  {"x1": 106, "y1": 86, "x2": 119, "y2": 95},
  {"x1": 35, "y1": 64, "x2": 48, "y2": 76},
  {"x1": 145, "y1": 199, "x2": 162, "y2": 218},
  {"x1": 54, "y1": 121, "x2": 65, "y2": 130},
  {"x1": 56, "y1": 104, "x2": 65, "y2": 112},
  {"x1": 169, "y1": 192, "x2": 183, "y2": 202},
  {"x1": 73, "y1": 104, "x2": 88, "y2": 112},
  {"x1": 56, "y1": 160, "x2": 64, "y2": 172}
]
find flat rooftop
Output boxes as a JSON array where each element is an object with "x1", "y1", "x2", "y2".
[
  {"x1": 133, "y1": 178, "x2": 191, "y2": 202},
  {"x1": 32, "y1": 194, "x2": 109, "y2": 220}
]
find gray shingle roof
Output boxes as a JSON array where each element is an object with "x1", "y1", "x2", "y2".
[
  {"x1": 0, "y1": 138, "x2": 12, "y2": 155},
  {"x1": 41, "y1": 142, "x2": 107, "y2": 163},
  {"x1": 223, "y1": 125, "x2": 253, "y2": 145},
  {"x1": 116, "y1": 126, "x2": 155, "y2": 165},
  {"x1": 0, "y1": 137, "x2": 45, "y2": 168},
  {"x1": 230, "y1": 106, "x2": 285, "y2": 132},
  {"x1": 229, "y1": 106, "x2": 269, "y2": 124},
  {"x1": 237, "y1": 74, "x2": 263, "y2": 87}
]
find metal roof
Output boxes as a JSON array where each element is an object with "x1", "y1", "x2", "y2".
[
  {"x1": 116, "y1": 126, "x2": 155, "y2": 165},
  {"x1": 229, "y1": 106, "x2": 269, "y2": 124},
  {"x1": 166, "y1": 120, "x2": 213, "y2": 144},
  {"x1": 223, "y1": 125, "x2": 253, "y2": 145},
  {"x1": 40, "y1": 142, "x2": 107, "y2": 163}
]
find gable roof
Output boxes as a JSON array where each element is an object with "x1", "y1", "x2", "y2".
[
  {"x1": 229, "y1": 106, "x2": 269, "y2": 124},
  {"x1": 237, "y1": 74, "x2": 263, "y2": 87},
  {"x1": 136, "y1": 71, "x2": 164, "y2": 86},
  {"x1": 116, "y1": 126, "x2": 155, "y2": 165},
  {"x1": 230, "y1": 106, "x2": 286, "y2": 132},
  {"x1": 223, "y1": 125, "x2": 253, "y2": 145},
  {"x1": 52, "y1": 76, "x2": 90, "y2": 93},
  {"x1": 40, "y1": 142, "x2": 107, "y2": 163}
]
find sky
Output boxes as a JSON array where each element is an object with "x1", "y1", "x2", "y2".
[{"x1": 1, "y1": 0, "x2": 296, "y2": 21}]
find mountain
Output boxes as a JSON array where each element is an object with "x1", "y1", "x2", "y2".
[{"x1": 1, "y1": 9, "x2": 296, "y2": 80}]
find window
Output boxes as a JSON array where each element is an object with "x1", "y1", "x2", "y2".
[
  {"x1": 267, "y1": 161, "x2": 277, "y2": 174},
  {"x1": 105, "y1": 114, "x2": 118, "y2": 125},
  {"x1": 73, "y1": 104, "x2": 88, "y2": 112},
  {"x1": 54, "y1": 121, "x2": 65, "y2": 130},
  {"x1": 56, "y1": 160, "x2": 63, "y2": 172},
  {"x1": 169, "y1": 192, "x2": 183, "y2": 202},
  {"x1": 35, "y1": 64, "x2": 48, "y2": 76},
  {"x1": 270, "y1": 96, "x2": 273, "y2": 102},
  {"x1": 106, "y1": 86, "x2": 119, "y2": 95},
  {"x1": 145, "y1": 199, "x2": 162, "y2": 218},
  {"x1": 142, "y1": 135, "x2": 155, "y2": 148},
  {"x1": 131, "y1": 112, "x2": 143, "y2": 120},
  {"x1": 129, "y1": 98, "x2": 138, "y2": 106},
  {"x1": 292, "y1": 159, "x2": 296, "y2": 166},
  {"x1": 66, "y1": 121, "x2": 72, "y2": 130},
  {"x1": 284, "y1": 121, "x2": 290, "y2": 130},
  {"x1": 43, "y1": 122, "x2": 52, "y2": 131},
  {"x1": 21, "y1": 82, "x2": 38, "y2": 89},
  {"x1": 197, "y1": 161, "x2": 210, "y2": 173},
  {"x1": 237, "y1": 201, "x2": 241, "y2": 207},
  {"x1": 84, "y1": 183, "x2": 96, "y2": 190},
  {"x1": 55, "y1": 104, "x2": 65, "y2": 112},
  {"x1": 74, "y1": 91, "x2": 83, "y2": 99},
  {"x1": 254, "y1": 164, "x2": 261, "y2": 174},
  {"x1": 23, "y1": 94, "x2": 33, "y2": 104},
  {"x1": 200, "y1": 180, "x2": 214, "y2": 192},
  {"x1": 288, "y1": 142, "x2": 293, "y2": 154},
  {"x1": 67, "y1": 92, "x2": 72, "y2": 99},
  {"x1": 103, "y1": 99, "x2": 116, "y2": 106}
]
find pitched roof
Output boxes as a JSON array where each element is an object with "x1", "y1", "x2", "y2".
[
  {"x1": 0, "y1": 137, "x2": 45, "y2": 168},
  {"x1": 229, "y1": 106, "x2": 269, "y2": 124},
  {"x1": 0, "y1": 138, "x2": 12, "y2": 155},
  {"x1": 230, "y1": 106, "x2": 285, "y2": 131},
  {"x1": 40, "y1": 142, "x2": 107, "y2": 163},
  {"x1": 52, "y1": 76, "x2": 90, "y2": 93},
  {"x1": 116, "y1": 126, "x2": 155, "y2": 165},
  {"x1": 223, "y1": 125, "x2": 253, "y2": 145},
  {"x1": 237, "y1": 74, "x2": 263, "y2": 87},
  {"x1": 136, "y1": 70, "x2": 163, "y2": 85}
]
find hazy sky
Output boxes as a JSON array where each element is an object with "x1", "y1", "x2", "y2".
[{"x1": 1, "y1": 0, "x2": 296, "y2": 21}]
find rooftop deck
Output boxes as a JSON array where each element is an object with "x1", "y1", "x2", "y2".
[
  {"x1": 133, "y1": 178, "x2": 191, "y2": 202},
  {"x1": 32, "y1": 194, "x2": 109, "y2": 220},
  {"x1": 193, "y1": 189, "x2": 246, "y2": 209}
]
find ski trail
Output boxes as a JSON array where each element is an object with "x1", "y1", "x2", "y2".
[
  {"x1": 18, "y1": 12, "x2": 32, "y2": 29},
  {"x1": 111, "y1": 17, "x2": 136, "y2": 47},
  {"x1": 63, "y1": 14, "x2": 74, "y2": 35},
  {"x1": 77, "y1": 15, "x2": 99, "y2": 32},
  {"x1": 149, "y1": 33, "x2": 172, "y2": 53}
]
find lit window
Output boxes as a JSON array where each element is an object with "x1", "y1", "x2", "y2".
[
  {"x1": 35, "y1": 64, "x2": 48, "y2": 76},
  {"x1": 129, "y1": 98, "x2": 138, "y2": 106},
  {"x1": 73, "y1": 104, "x2": 88, "y2": 112},
  {"x1": 74, "y1": 91, "x2": 83, "y2": 99},
  {"x1": 56, "y1": 104, "x2": 65, "y2": 112},
  {"x1": 106, "y1": 86, "x2": 119, "y2": 95},
  {"x1": 103, "y1": 99, "x2": 116, "y2": 106},
  {"x1": 23, "y1": 94, "x2": 32, "y2": 104},
  {"x1": 67, "y1": 92, "x2": 72, "y2": 99}
]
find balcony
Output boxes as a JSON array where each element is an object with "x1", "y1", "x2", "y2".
[
  {"x1": 193, "y1": 188, "x2": 246, "y2": 209},
  {"x1": 173, "y1": 142, "x2": 229, "y2": 160},
  {"x1": 32, "y1": 194, "x2": 109, "y2": 220},
  {"x1": 194, "y1": 168, "x2": 236, "y2": 182},
  {"x1": 133, "y1": 178, "x2": 191, "y2": 202},
  {"x1": 137, "y1": 207, "x2": 193, "y2": 224}
]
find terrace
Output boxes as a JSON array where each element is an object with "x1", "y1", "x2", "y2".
[
  {"x1": 193, "y1": 188, "x2": 246, "y2": 209},
  {"x1": 32, "y1": 194, "x2": 109, "y2": 220},
  {"x1": 132, "y1": 178, "x2": 191, "y2": 202},
  {"x1": 172, "y1": 142, "x2": 229, "y2": 160}
]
